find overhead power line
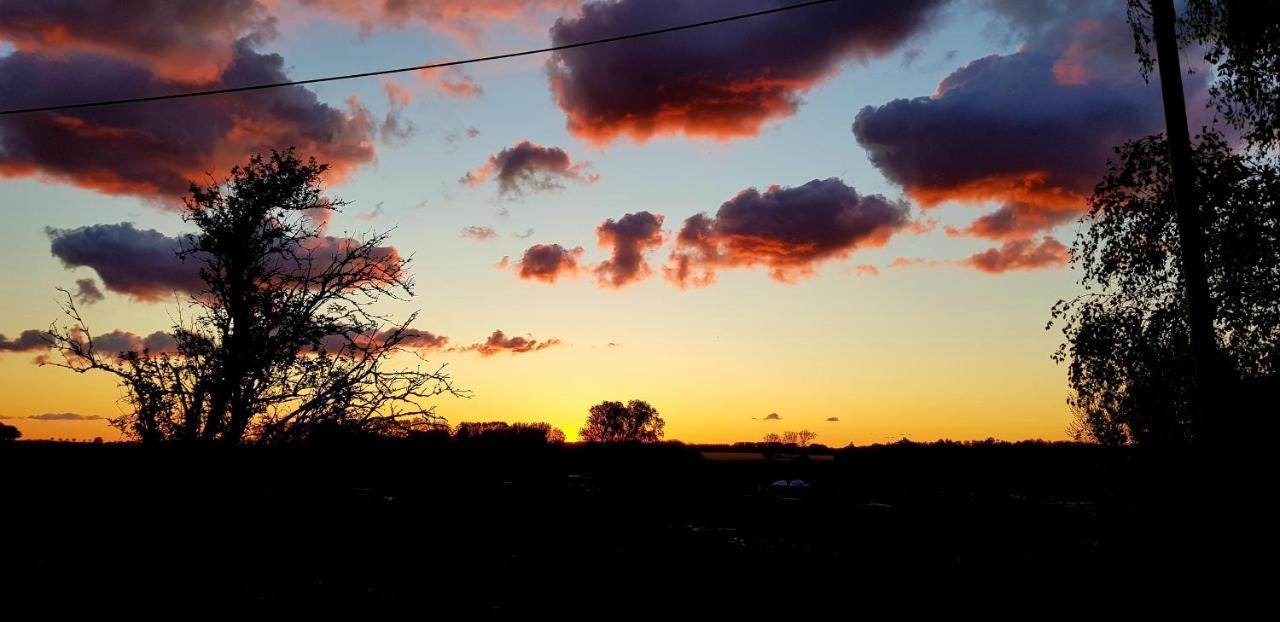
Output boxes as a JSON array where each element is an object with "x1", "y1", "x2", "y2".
[{"x1": 0, "y1": 0, "x2": 839, "y2": 117}]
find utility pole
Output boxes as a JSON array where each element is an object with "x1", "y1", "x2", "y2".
[{"x1": 1152, "y1": 0, "x2": 1218, "y2": 445}]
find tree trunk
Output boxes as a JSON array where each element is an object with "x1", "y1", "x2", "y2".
[{"x1": 1152, "y1": 0, "x2": 1218, "y2": 445}]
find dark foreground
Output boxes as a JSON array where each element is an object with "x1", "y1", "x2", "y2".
[{"x1": 0, "y1": 440, "x2": 1264, "y2": 615}]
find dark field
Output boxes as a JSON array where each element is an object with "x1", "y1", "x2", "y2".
[{"x1": 0, "y1": 440, "x2": 1261, "y2": 615}]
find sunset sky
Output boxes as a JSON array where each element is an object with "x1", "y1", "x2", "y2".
[{"x1": 0, "y1": 0, "x2": 1201, "y2": 443}]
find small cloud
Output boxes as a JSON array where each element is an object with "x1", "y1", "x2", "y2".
[
  {"x1": 445, "y1": 127, "x2": 481, "y2": 145},
  {"x1": 461, "y1": 226, "x2": 498, "y2": 241},
  {"x1": 853, "y1": 264, "x2": 879, "y2": 277},
  {"x1": 907, "y1": 218, "x2": 939, "y2": 234},
  {"x1": 763, "y1": 413, "x2": 781, "y2": 421},
  {"x1": 421, "y1": 66, "x2": 483, "y2": 99},
  {"x1": 1, "y1": 329, "x2": 50, "y2": 353},
  {"x1": 356, "y1": 202, "x2": 385, "y2": 221},
  {"x1": 901, "y1": 47, "x2": 923, "y2": 68},
  {"x1": 513, "y1": 228, "x2": 535, "y2": 239},
  {"x1": 594, "y1": 211, "x2": 665, "y2": 289},
  {"x1": 395, "y1": 328, "x2": 449, "y2": 351},
  {"x1": 378, "y1": 81, "x2": 416, "y2": 146},
  {"x1": 889, "y1": 257, "x2": 950, "y2": 269},
  {"x1": 75, "y1": 278, "x2": 105, "y2": 304},
  {"x1": 962, "y1": 237, "x2": 1071, "y2": 274},
  {"x1": 509, "y1": 243, "x2": 584, "y2": 284},
  {"x1": 461, "y1": 141, "x2": 597, "y2": 196},
  {"x1": 452, "y1": 330, "x2": 562, "y2": 357},
  {"x1": 4, "y1": 412, "x2": 107, "y2": 421},
  {"x1": 825, "y1": 417, "x2": 840, "y2": 422}
]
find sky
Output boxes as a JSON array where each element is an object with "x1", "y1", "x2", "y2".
[{"x1": 0, "y1": 0, "x2": 1197, "y2": 444}]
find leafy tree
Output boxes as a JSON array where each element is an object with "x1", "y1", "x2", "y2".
[
  {"x1": 1052, "y1": 131, "x2": 1280, "y2": 445},
  {"x1": 579, "y1": 400, "x2": 664, "y2": 443},
  {"x1": 46, "y1": 150, "x2": 463, "y2": 445},
  {"x1": 1127, "y1": 0, "x2": 1219, "y2": 436},
  {"x1": 0, "y1": 422, "x2": 19, "y2": 441},
  {"x1": 1130, "y1": 0, "x2": 1280, "y2": 152}
]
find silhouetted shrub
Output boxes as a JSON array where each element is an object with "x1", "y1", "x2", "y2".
[
  {"x1": 454, "y1": 421, "x2": 566, "y2": 448},
  {"x1": 0, "y1": 422, "x2": 19, "y2": 441}
]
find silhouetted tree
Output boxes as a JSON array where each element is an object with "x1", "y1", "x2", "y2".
[
  {"x1": 1125, "y1": 0, "x2": 1280, "y2": 444},
  {"x1": 762, "y1": 433, "x2": 782, "y2": 444},
  {"x1": 0, "y1": 422, "x2": 19, "y2": 441},
  {"x1": 516, "y1": 422, "x2": 566, "y2": 444},
  {"x1": 452, "y1": 421, "x2": 565, "y2": 446},
  {"x1": 781, "y1": 430, "x2": 818, "y2": 446},
  {"x1": 454, "y1": 421, "x2": 512, "y2": 443},
  {"x1": 579, "y1": 400, "x2": 664, "y2": 443},
  {"x1": 1130, "y1": 0, "x2": 1280, "y2": 152},
  {"x1": 1052, "y1": 131, "x2": 1280, "y2": 445},
  {"x1": 45, "y1": 150, "x2": 463, "y2": 445},
  {"x1": 1125, "y1": 0, "x2": 1218, "y2": 439}
]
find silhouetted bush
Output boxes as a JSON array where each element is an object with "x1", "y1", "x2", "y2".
[
  {"x1": 0, "y1": 422, "x2": 19, "y2": 441},
  {"x1": 454, "y1": 421, "x2": 566, "y2": 448}
]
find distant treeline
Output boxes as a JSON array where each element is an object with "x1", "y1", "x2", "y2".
[{"x1": 5, "y1": 432, "x2": 1110, "y2": 454}]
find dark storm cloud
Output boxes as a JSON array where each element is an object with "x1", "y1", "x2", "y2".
[
  {"x1": 0, "y1": 40, "x2": 376, "y2": 201},
  {"x1": 0, "y1": 0, "x2": 275, "y2": 81},
  {"x1": 665, "y1": 178, "x2": 911, "y2": 287},
  {"x1": 47, "y1": 223, "x2": 201, "y2": 302},
  {"x1": 461, "y1": 141, "x2": 596, "y2": 195},
  {"x1": 546, "y1": 0, "x2": 946, "y2": 143},
  {"x1": 48, "y1": 222, "x2": 403, "y2": 302},
  {"x1": 852, "y1": 51, "x2": 1160, "y2": 207},
  {"x1": 297, "y1": 0, "x2": 579, "y2": 43},
  {"x1": 850, "y1": 0, "x2": 1204, "y2": 245},
  {"x1": 594, "y1": 211, "x2": 665, "y2": 289}
]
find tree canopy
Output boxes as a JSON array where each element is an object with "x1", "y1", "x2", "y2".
[
  {"x1": 1052, "y1": 131, "x2": 1280, "y2": 444},
  {"x1": 46, "y1": 150, "x2": 463, "y2": 445},
  {"x1": 579, "y1": 400, "x2": 665, "y2": 443},
  {"x1": 1130, "y1": 0, "x2": 1280, "y2": 152}
]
